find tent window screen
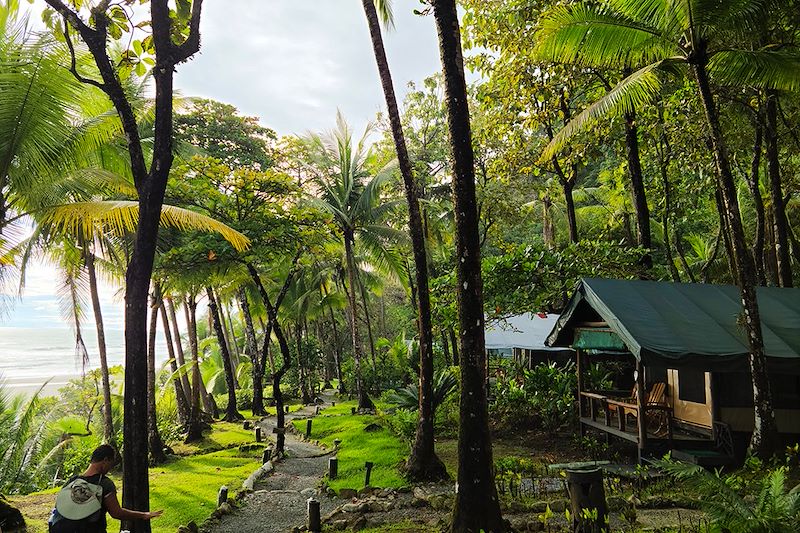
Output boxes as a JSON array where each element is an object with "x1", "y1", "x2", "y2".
[{"x1": 678, "y1": 369, "x2": 706, "y2": 404}]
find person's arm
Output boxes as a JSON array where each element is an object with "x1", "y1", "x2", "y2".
[{"x1": 104, "y1": 492, "x2": 163, "y2": 521}]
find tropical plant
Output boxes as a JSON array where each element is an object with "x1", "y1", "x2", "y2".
[
  {"x1": 306, "y1": 111, "x2": 403, "y2": 410},
  {"x1": 658, "y1": 460, "x2": 800, "y2": 532},
  {"x1": 535, "y1": 0, "x2": 800, "y2": 458},
  {"x1": 385, "y1": 368, "x2": 458, "y2": 412}
]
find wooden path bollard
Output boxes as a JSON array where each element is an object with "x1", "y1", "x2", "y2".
[
  {"x1": 364, "y1": 461, "x2": 374, "y2": 487},
  {"x1": 262, "y1": 446, "x2": 272, "y2": 464},
  {"x1": 333, "y1": 438, "x2": 341, "y2": 449},
  {"x1": 328, "y1": 456, "x2": 338, "y2": 479},
  {"x1": 351, "y1": 407, "x2": 356, "y2": 415},
  {"x1": 255, "y1": 427, "x2": 262, "y2": 442},
  {"x1": 307, "y1": 498, "x2": 321, "y2": 533},
  {"x1": 315, "y1": 405, "x2": 320, "y2": 415},
  {"x1": 217, "y1": 485, "x2": 228, "y2": 507},
  {"x1": 285, "y1": 405, "x2": 290, "y2": 413},
  {"x1": 306, "y1": 419, "x2": 313, "y2": 438},
  {"x1": 243, "y1": 420, "x2": 251, "y2": 430},
  {"x1": 565, "y1": 468, "x2": 608, "y2": 533}
]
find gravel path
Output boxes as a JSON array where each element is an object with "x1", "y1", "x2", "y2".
[{"x1": 201, "y1": 393, "x2": 338, "y2": 533}]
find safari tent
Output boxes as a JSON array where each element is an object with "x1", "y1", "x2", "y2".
[
  {"x1": 484, "y1": 313, "x2": 573, "y2": 367},
  {"x1": 546, "y1": 278, "x2": 800, "y2": 462}
]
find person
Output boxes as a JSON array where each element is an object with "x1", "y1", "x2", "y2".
[{"x1": 48, "y1": 444, "x2": 163, "y2": 533}]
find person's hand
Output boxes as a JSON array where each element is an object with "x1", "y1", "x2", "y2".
[{"x1": 146, "y1": 510, "x2": 164, "y2": 520}]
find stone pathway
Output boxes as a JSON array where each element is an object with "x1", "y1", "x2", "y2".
[{"x1": 201, "y1": 393, "x2": 338, "y2": 533}]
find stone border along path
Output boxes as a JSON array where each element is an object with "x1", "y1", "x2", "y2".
[{"x1": 200, "y1": 391, "x2": 340, "y2": 533}]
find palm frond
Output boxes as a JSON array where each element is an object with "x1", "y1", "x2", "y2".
[
  {"x1": 709, "y1": 50, "x2": 800, "y2": 92},
  {"x1": 373, "y1": 0, "x2": 394, "y2": 30},
  {"x1": 540, "y1": 60, "x2": 676, "y2": 161},
  {"x1": 536, "y1": 3, "x2": 680, "y2": 69},
  {"x1": 38, "y1": 201, "x2": 250, "y2": 251}
]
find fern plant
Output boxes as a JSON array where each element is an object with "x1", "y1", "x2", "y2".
[{"x1": 658, "y1": 460, "x2": 800, "y2": 533}]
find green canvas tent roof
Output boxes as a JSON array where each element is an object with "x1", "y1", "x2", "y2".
[{"x1": 546, "y1": 278, "x2": 800, "y2": 372}]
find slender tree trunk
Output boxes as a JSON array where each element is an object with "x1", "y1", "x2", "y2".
[
  {"x1": 325, "y1": 299, "x2": 345, "y2": 394},
  {"x1": 542, "y1": 194, "x2": 555, "y2": 248},
  {"x1": 147, "y1": 294, "x2": 166, "y2": 465},
  {"x1": 258, "y1": 316, "x2": 276, "y2": 375},
  {"x1": 558, "y1": 170, "x2": 578, "y2": 243},
  {"x1": 361, "y1": 0, "x2": 446, "y2": 481},
  {"x1": 222, "y1": 302, "x2": 240, "y2": 388},
  {"x1": 185, "y1": 296, "x2": 216, "y2": 419},
  {"x1": 356, "y1": 272, "x2": 378, "y2": 375},
  {"x1": 692, "y1": 56, "x2": 778, "y2": 458},
  {"x1": 714, "y1": 188, "x2": 738, "y2": 284},
  {"x1": 166, "y1": 297, "x2": 193, "y2": 407},
  {"x1": 659, "y1": 161, "x2": 680, "y2": 283},
  {"x1": 85, "y1": 251, "x2": 115, "y2": 446},
  {"x1": 448, "y1": 327, "x2": 459, "y2": 367},
  {"x1": 296, "y1": 322, "x2": 312, "y2": 404},
  {"x1": 442, "y1": 331, "x2": 451, "y2": 366},
  {"x1": 765, "y1": 91, "x2": 792, "y2": 287},
  {"x1": 239, "y1": 288, "x2": 265, "y2": 415},
  {"x1": 184, "y1": 295, "x2": 205, "y2": 442},
  {"x1": 206, "y1": 287, "x2": 242, "y2": 422},
  {"x1": 624, "y1": 109, "x2": 652, "y2": 269},
  {"x1": 744, "y1": 117, "x2": 767, "y2": 285},
  {"x1": 432, "y1": 1, "x2": 504, "y2": 529},
  {"x1": 159, "y1": 301, "x2": 189, "y2": 425},
  {"x1": 247, "y1": 263, "x2": 296, "y2": 454},
  {"x1": 344, "y1": 231, "x2": 374, "y2": 409}
]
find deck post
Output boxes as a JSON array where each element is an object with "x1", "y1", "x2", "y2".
[
  {"x1": 635, "y1": 359, "x2": 648, "y2": 461},
  {"x1": 576, "y1": 349, "x2": 584, "y2": 418}
]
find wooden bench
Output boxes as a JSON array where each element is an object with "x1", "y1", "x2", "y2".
[{"x1": 605, "y1": 382, "x2": 668, "y2": 433}]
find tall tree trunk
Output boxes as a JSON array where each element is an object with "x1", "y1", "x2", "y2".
[
  {"x1": 765, "y1": 91, "x2": 792, "y2": 287},
  {"x1": 85, "y1": 251, "x2": 115, "y2": 446},
  {"x1": 692, "y1": 55, "x2": 778, "y2": 458},
  {"x1": 222, "y1": 302, "x2": 240, "y2": 388},
  {"x1": 432, "y1": 1, "x2": 504, "y2": 529},
  {"x1": 557, "y1": 166, "x2": 579, "y2": 243},
  {"x1": 247, "y1": 263, "x2": 296, "y2": 455},
  {"x1": 325, "y1": 298, "x2": 345, "y2": 394},
  {"x1": 448, "y1": 327, "x2": 459, "y2": 367},
  {"x1": 361, "y1": 0, "x2": 446, "y2": 481},
  {"x1": 258, "y1": 316, "x2": 276, "y2": 375},
  {"x1": 206, "y1": 287, "x2": 242, "y2": 422},
  {"x1": 159, "y1": 300, "x2": 189, "y2": 425},
  {"x1": 184, "y1": 295, "x2": 205, "y2": 442},
  {"x1": 624, "y1": 109, "x2": 652, "y2": 269},
  {"x1": 542, "y1": 194, "x2": 555, "y2": 248},
  {"x1": 356, "y1": 272, "x2": 378, "y2": 375},
  {"x1": 239, "y1": 288, "x2": 265, "y2": 415},
  {"x1": 442, "y1": 331, "x2": 451, "y2": 366},
  {"x1": 744, "y1": 117, "x2": 767, "y2": 285},
  {"x1": 185, "y1": 295, "x2": 216, "y2": 419},
  {"x1": 344, "y1": 231, "x2": 374, "y2": 410},
  {"x1": 296, "y1": 322, "x2": 312, "y2": 404},
  {"x1": 166, "y1": 297, "x2": 193, "y2": 407},
  {"x1": 659, "y1": 160, "x2": 680, "y2": 282},
  {"x1": 147, "y1": 294, "x2": 166, "y2": 465}
]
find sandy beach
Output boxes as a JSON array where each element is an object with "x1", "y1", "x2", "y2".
[{"x1": 3, "y1": 373, "x2": 79, "y2": 398}]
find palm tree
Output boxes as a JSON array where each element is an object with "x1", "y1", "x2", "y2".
[
  {"x1": 535, "y1": 0, "x2": 800, "y2": 458},
  {"x1": 361, "y1": 0, "x2": 447, "y2": 481},
  {"x1": 430, "y1": 0, "x2": 505, "y2": 530},
  {"x1": 306, "y1": 113, "x2": 402, "y2": 410}
]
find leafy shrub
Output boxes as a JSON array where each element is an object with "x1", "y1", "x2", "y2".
[
  {"x1": 384, "y1": 408, "x2": 418, "y2": 441},
  {"x1": 236, "y1": 387, "x2": 253, "y2": 410},
  {"x1": 490, "y1": 361, "x2": 577, "y2": 432},
  {"x1": 658, "y1": 460, "x2": 800, "y2": 532}
]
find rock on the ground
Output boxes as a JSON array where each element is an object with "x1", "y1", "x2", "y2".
[{"x1": 338, "y1": 488, "x2": 358, "y2": 500}]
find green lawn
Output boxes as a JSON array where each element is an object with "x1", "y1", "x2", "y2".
[
  {"x1": 12, "y1": 420, "x2": 265, "y2": 533},
  {"x1": 293, "y1": 408, "x2": 408, "y2": 493}
]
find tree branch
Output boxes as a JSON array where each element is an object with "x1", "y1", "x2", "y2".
[
  {"x1": 63, "y1": 19, "x2": 105, "y2": 90},
  {"x1": 43, "y1": 0, "x2": 96, "y2": 37},
  {"x1": 174, "y1": 0, "x2": 204, "y2": 63}
]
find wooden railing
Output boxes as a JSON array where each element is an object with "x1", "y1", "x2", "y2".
[{"x1": 579, "y1": 391, "x2": 673, "y2": 444}]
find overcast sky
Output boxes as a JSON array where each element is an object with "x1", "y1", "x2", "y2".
[
  {"x1": 176, "y1": 0, "x2": 443, "y2": 136},
  {"x1": 1, "y1": 1, "x2": 447, "y2": 329}
]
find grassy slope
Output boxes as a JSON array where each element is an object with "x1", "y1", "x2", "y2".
[
  {"x1": 292, "y1": 400, "x2": 408, "y2": 492},
  {"x1": 11, "y1": 419, "x2": 263, "y2": 533}
]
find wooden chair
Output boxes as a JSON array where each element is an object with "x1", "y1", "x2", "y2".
[{"x1": 606, "y1": 382, "x2": 669, "y2": 433}]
